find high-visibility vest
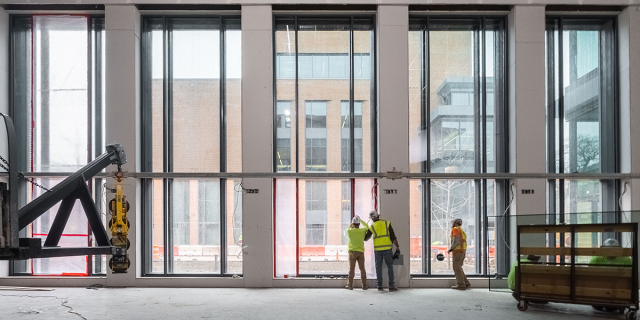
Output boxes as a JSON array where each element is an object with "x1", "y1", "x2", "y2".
[
  {"x1": 371, "y1": 220, "x2": 393, "y2": 251},
  {"x1": 452, "y1": 226, "x2": 467, "y2": 252}
]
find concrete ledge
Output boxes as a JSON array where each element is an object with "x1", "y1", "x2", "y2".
[
  {"x1": 272, "y1": 277, "x2": 491, "y2": 288},
  {"x1": 273, "y1": 278, "x2": 366, "y2": 288},
  {"x1": 0, "y1": 276, "x2": 492, "y2": 288},
  {"x1": 0, "y1": 277, "x2": 107, "y2": 287},
  {"x1": 410, "y1": 277, "x2": 489, "y2": 288},
  {"x1": 134, "y1": 277, "x2": 245, "y2": 288}
]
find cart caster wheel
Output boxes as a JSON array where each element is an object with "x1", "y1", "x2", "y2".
[
  {"x1": 517, "y1": 301, "x2": 528, "y2": 312},
  {"x1": 626, "y1": 310, "x2": 637, "y2": 320}
]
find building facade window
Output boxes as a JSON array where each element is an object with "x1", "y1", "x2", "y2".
[
  {"x1": 141, "y1": 17, "x2": 242, "y2": 276},
  {"x1": 341, "y1": 101, "x2": 363, "y2": 172},
  {"x1": 10, "y1": 15, "x2": 106, "y2": 276},
  {"x1": 276, "y1": 53, "x2": 371, "y2": 79},
  {"x1": 274, "y1": 16, "x2": 377, "y2": 277},
  {"x1": 545, "y1": 17, "x2": 618, "y2": 231},
  {"x1": 408, "y1": 17, "x2": 509, "y2": 276},
  {"x1": 276, "y1": 101, "x2": 293, "y2": 171},
  {"x1": 305, "y1": 181, "x2": 328, "y2": 246},
  {"x1": 305, "y1": 101, "x2": 328, "y2": 171}
]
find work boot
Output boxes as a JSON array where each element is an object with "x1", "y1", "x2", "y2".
[
  {"x1": 377, "y1": 287, "x2": 384, "y2": 291},
  {"x1": 389, "y1": 287, "x2": 398, "y2": 292},
  {"x1": 451, "y1": 285, "x2": 466, "y2": 290},
  {"x1": 345, "y1": 285, "x2": 353, "y2": 290}
]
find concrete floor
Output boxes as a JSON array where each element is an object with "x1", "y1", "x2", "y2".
[{"x1": 0, "y1": 287, "x2": 631, "y2": 320}]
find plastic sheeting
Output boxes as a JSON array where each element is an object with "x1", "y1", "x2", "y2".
[
  {"x1": 33, "y1": 234, "x2": 88, "y2": 276},
  {"x1": 275, "y1": 179, "x2": 378, "y2": 278},
  {"x1": 32, "y1": 16, "x2": 89, "y2": 173},
  {"x1": 275, "y1": 179, "x2": 297, "y2": 277},
  {"x1": 355, "y1": 179, "x2": 377, "y2": 279},
  {"x1": 26, "y1": 15, "x2": 91, "y2": 276},
  {"x1": 31, "y1": 180, "x2": 89, "y2": 276}
]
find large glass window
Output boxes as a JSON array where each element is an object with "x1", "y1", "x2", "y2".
[
  {"x1": 274, "y1": 16, "x2": 377, "y2": 276},
  {"x1": 408, "y1": 17, "x2": 508, "y2": 276},
  {"x1": 545, "y1": 17, "x2": 618, "y2": 227},
  {"x1": 141, "y1": 17, "x2": 242, "y2": 275},
  {"x1": 274, "y1": 17, "x2": 375, "y2": 174},
  {"x1": 10, "y1": 15, "x2": 106, "y2": 276}
]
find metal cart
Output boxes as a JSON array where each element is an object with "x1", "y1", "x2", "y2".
[{"x1": 513, "y1": 223, "x2": 639, "y2": 319}]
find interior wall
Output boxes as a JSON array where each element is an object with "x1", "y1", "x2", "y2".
[
  {"x1": 377, "y1": 5, "x2": 410, "y2": 288},
  {"x1": 241, "y1": 5, "x2": 274, "y2": 288},
  {"x1": 0, "y1": 2, "x2": 638, "y2": 288},
  {"x1": 508, "y1": 6, "x2": 546, "y2": 217},
  {"x1": 104, "y1": 4, "x2": 140, "y2": 287},
  {"x1": 619, "y1": 7, "x2": 640, "y2": 213}
]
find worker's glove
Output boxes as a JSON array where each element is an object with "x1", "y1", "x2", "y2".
[{"x1": 393, "y1": 248, "x2": 401, "y2": 260}]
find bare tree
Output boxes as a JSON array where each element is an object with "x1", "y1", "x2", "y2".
[
  {"x1": 430, "y1": 123, "x2": 475, "y2": 270},
  {"x1": 575, "y1": 135, "x2": 599, "y2": 172},
  {"x1": 557, "y1": 134, "x2": 600, "y2": 173}
]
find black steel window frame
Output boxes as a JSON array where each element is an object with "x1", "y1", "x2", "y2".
[
  {"x1": 8, "y1": 14, "x2": 106, "y2": 277},
  {"x1": 409, "y1": 16, "x2": 510, "y2": 278},
  {"x1": 545, "y1": 16, "x2": 620, "y2": 248},
  {"x1": 140, "y1": 16, "x2": 242, "y2": 277},
  {"x1": 272, "y1": 15, "x2": 377, "y2": 277}
]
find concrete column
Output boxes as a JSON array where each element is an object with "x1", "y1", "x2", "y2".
[
  {"x1": 105, "y1": 4, "x2": 140, "y2": 287},
  {"x1": 377, "y1": 5, "x2": 410, "y2": 288},
  {"x1": 0, "y1": 7, "x2": 8, "y2": 277},
  {"x1": 508, "y1": 6, "x2": 546, "y2": 216},
  {"x1": 619, "y1": 7, "x2": 640, "y2": 214},
  {"x1": 241, "y1": 5, "x2": 273, "y2": 288}
]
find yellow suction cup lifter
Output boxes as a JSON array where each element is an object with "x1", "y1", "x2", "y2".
[{"x1": 109, "y1": 167, "x2": 130, "y2": 273}]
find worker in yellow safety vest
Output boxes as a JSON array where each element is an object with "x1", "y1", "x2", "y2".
[
  {"x1": 345, "y1": 215, "x2": 369, "y2": 291},
  {"x1": 448, "y1": 218, "x2": 470, "y2": 290},
  {"x1": 368, "y1": 211, "x2": 400, "y2": 292}
]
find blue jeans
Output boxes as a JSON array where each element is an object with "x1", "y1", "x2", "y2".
[{"x1": 374, "y1": 249, "x2": 395, "y2": 288}]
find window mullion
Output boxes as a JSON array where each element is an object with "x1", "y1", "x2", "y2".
[
  {"x1": 220, "y1": 18, "x2": 227, "y2": 275},
  {"x1": 295, "y1": 17, "x2": 299, "y2": 173},
  {"x1": 164, "y1": 17, "x2": 176, "y2": 275},
  {"x1": 473, "y1": 21, "x2": 482, "y2": 275},
  {"x1": 220, "y1": 18, "x2": 227, "y2": 174},
  {"x1": 86, "y1": 17, "x2": 94, "y2": 276},
  {"x1": 481, "y1": 18, "x2": 488, "y2": 277},
  {"x1": 422, "y1": 20, "x2": 431, "y2": 275},
  {"x1": 295, "y1": 17, "x2": 300, "y2": 277},
  {"x1": 557, "y1": 18, "x2": 565, "y2": 224},
  {"x1": 546, "y1": 20, "x2": 557, "y2": 230},
  {"x1": 557, "y1": 18, "x2": 566, "y2": 264},
  {"x1": 350, "y1": 17, "x2": 355, "y2": 174}
]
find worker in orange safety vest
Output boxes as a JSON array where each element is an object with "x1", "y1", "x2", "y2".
[{"x1": 448, "y1": 218, "x2": 470, "y2": 290}]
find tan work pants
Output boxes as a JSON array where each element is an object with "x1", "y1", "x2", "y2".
[
  {"x1": 452, "y1": 251, "x2": 470, "y2": 287},
  {"x1": 348, "y1": 250, "x2": 367, "y2": 288}
]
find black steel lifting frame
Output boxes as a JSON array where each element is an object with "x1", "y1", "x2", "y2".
[{"x1": 0, "y1": 113, "x2": 126, "y2": 260}]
